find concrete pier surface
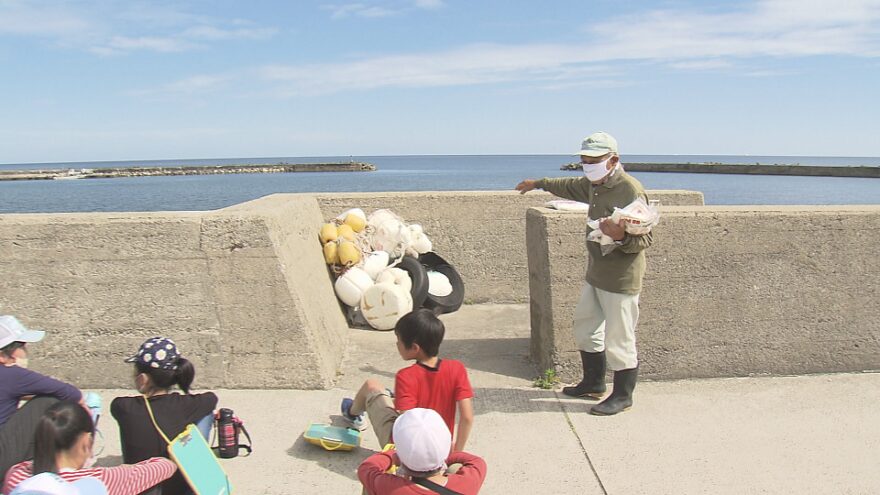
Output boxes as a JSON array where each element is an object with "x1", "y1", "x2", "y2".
[{"x1": 85, "y1": 304, "x2": 879, "y2": 495}]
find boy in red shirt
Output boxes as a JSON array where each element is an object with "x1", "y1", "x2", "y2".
[
  {"x1": 342, "y1": 309, "x2": 474, "y2": 452},
  {"x1": 358, "y1": 408, "x2": 486, "y2": 495}
]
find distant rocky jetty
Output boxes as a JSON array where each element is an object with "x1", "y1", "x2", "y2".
[
  {"x1": 561, "y1": 162, "x2": 880, "y2": 178},
  {"x1": 0, "y1": 162, "x2": 376, "y2": 181}
]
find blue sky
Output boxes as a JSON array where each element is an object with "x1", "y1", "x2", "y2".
[{"x1": 2, "y1": 0, "x2": 880, "y2": 163}]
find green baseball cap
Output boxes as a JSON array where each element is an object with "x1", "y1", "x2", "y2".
[{"x1": 576, "y1": 131, "x2": 618, "y2": 157}]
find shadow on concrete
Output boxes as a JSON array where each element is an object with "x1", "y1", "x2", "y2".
[
  {"x1": 356, "y1": 364, "x2": 396, "y2": 381},
  {"x1": 443, "y1": 337, "x2": 537, "y2": 380},
  {"x1": 94, "y1": 455, "x2": 123, "y2": 468},
  {"x1": 287, "y1": 432, "x2": 373, "y2": 482},
  {"x1": 471, "y1": 387, "x2": 593, "y2": 415}
]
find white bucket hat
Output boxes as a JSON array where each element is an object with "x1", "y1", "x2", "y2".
[
  {"x1": 392, "y1": 408, "x2": 451, "y2": 472},
  {"x1": 0, "y1": 315, "x2": 46, "y2": 349}
]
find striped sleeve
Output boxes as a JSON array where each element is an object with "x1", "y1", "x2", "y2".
[
  {"x1": 2, "y1": 461, "x2": 32, "y2": 494},
  {"x1": 59, "y1": 458, "x2": 177, "y2": 495}
]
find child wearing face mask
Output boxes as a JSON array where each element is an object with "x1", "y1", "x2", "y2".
[
  {"x1": 2, "y1": 401, "x2": 176, "y2": 495},
  {"x1": 110, "y1": 337, "x2": 217, "y2": 495},
  {"x1": 0, "y1": 316, "x2": 84, "y2": 478}
]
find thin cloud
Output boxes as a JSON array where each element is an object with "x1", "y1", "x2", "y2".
[
  {"x1": 741, "y1": 69, "x2": 799, "y2": 78},
  {"x1": 590, "y1": 0, "x2": 880, "y2": 61},
  {"x1": 414, "y1": 0, "x2": 445, "y2": 10},
  {"x1": 669, "y1": 60, "x2": 734, "y2": 71},
  {"x1": 182, "y1": 25, "x2": 278, "y2": 41},
  {"x1": 102, "y1": 35, "x2": 197, "y2": 53},
  {"x1": 259, "y1": 43, "x2": 594, "y2": 95},
  {"x1": 322, "y1": 0, "x2": 445, "y2": 19},
  {"x1": 0, "y1": 1, "x2": 92, "y2": 36},
  {"x1": 263, "y1": 0, "x2": 880, "y2": 95},
  {"x1": 0, "y1": 1, "x2": 277, "y2": 55},
  {"x1": 322, "y1": 3, "x2": 397, "y2": 19},
  {"x1": 128, "y1": 74, "x2": 230, "y2": 98}
]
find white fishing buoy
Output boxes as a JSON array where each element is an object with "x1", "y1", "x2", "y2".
[
  {"x1": 362, "y1": 251, "x2": 391, "y2": 280},
  {"x1": 376, "y1": 267, "x2": 413, "y2": 294},
  {"x1": 427, "y1": 270, "x2": 453, "y2": 297},
  {"x1": 360, "y1": 282, "x2": 413, "y2": 331},
  {"x1": 334, "y1": 267, "x2": 374, "y2": 307}
]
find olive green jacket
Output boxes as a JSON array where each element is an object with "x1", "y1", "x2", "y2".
[{"x1": 536, "y1": 167, "x2": 653, "y2": 294}]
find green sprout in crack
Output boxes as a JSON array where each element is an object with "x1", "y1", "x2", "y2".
[{"x1": 533, "y1": 368, "x2": 560, "y2": 389}]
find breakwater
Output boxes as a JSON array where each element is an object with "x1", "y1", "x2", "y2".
[
  {"x1": 2, "y1": 192, "x2": 877, "y2": 388},
  {"x1": 0, "y1": 162, "x2": 376, "y2": 181},
  {"x1": 561, "y1": 162, "x2": 880, "y2": 178}
]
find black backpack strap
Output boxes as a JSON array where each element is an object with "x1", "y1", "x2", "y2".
[
  {"x1": 412, "y1": 477, "x2": 462, "y2": 495},
  {"x1": 237, "y1": 423, "x2": 253, "y2": 456}
]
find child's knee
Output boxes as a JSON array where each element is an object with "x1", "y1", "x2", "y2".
[{"x1": 364, "y1": 378, "x2": 385, "y2": 393}]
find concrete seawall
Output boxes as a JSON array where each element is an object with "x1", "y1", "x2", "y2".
[
  {"x1": 2, "y1": 191, "x2": 877, "y2": 388},
  {"x1": 0, "y1": 195, "x2": 349, "y2": 389},
  {"x1": 527, "y1": 205, "x2": 880, "y2": 381}
]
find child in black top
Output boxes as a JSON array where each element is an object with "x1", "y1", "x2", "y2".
[{"x1": 110, "y1": 337, "x2": 217, "y2": 495}]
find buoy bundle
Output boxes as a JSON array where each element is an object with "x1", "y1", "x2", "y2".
[
  {"x1": 319, "y1": 207, "x2": 464, "y2": 330},
  {"x1": 320, "y1": 209, "x2": 367, "y2": 267}
]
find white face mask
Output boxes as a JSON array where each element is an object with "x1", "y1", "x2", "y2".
[
  {"x1": 582, "y1": 157, "x2": 612, "y2": 182},
  {"x1": 14, "y1": 357, "x2": 29, "y2": 369}
]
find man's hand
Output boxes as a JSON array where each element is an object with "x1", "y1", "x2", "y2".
[
  {"x1": 599, "y1": 218, "x2": 626, "y2": 241},
  {"x1": 515, "y1": 179, "x2": 538, "y2": 194}
]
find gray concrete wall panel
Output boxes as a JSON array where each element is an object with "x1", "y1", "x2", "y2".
[
  {"x1": 528, "y1": 205, "x2": 880, "y2": 381},
  {"x1": 0, "y1": 196, "x2": 349, "y2": 389}
]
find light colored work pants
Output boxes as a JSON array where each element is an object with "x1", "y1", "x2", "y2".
[{"x1": 572, "y1": 282, "x2": 640, "y2": 371}]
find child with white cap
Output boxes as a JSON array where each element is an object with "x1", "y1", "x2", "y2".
[
  {"x1": 358, "y1": 408, "x2": 486, "y2": 495},
  {"x1": 9, "y1": 472, "x2": 107, "y2": 495},
  {"x1": 0, "y1": 316, "x2": 84, "y2": 478}
]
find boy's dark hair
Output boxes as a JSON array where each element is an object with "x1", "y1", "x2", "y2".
[
  {"x1": 395, "y1": 309, "x2": 445, "y2": 357},
  {"x1": 1, "y1": 341, "x2": 25, "y2": 358},
  {"x1": 33, "y1": 401, "x2": 94, "y2": 475},
  {"x1": 136, "y1": 357, "x2": 196, "y2": 394}
]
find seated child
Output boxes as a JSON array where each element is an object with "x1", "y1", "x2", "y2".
[
  {"x1": 358, "y1": 408, "x2": 486, "y2": 495},
  {"x1": 0, "y1": 316, "x2": 83, "y2": 477},
  {"x1": 110, "y1": 337, "x2": 217, "y2": 495},
  {"x1": 342, "y1": 309, "x2": 474, "y2": 452},
  {"x1": 2, "y1": 401, "x2": 176, "y2": 495},
  {"x1": 10, "y1": 472, "x2": 108, "y2": 495}
]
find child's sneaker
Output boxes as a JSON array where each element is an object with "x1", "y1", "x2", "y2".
[{"x1": 340, "y1": 398, "x2": 367, "y2": 431}]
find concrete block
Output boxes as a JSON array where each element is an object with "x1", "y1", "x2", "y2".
[
  {"x1": 0, "y1": 196, "x2": 349, "y2": 389},
  {"x1": 528, "y1": 205, "x2": 880, "y2": 380}
]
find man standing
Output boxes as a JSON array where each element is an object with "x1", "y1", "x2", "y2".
[{"x1": 516, "y1": 131, "x2": 653, "y2": 415}]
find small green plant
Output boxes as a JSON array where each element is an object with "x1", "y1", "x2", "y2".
[{"x1": 533, "y1": 368, "x2": 560, "y2": 389}]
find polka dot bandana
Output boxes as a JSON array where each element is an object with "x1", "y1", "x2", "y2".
[{"x1": 124, "y1": 336, "x2": 181, "y2": 370}]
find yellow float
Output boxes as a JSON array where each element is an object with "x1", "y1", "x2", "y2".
[
  {"x1": 323, "y1": 241, "x2": 339, "y2": 265},
  {"x1": 344, "y1": 212, "x2": 366, "y2": 233},
  {"x1": 336, "y1": 224, "x2": 356, "y2": 242},
  {"x1": 319, "y1": 223, "x2": 338, "y2": 244},
  {"x1": 337, "y1": 241, "x2": 361, "y2": 266}
]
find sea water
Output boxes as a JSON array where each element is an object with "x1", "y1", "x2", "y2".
[{"x1": 1, "y1": 154, "x2": 878, "y2": 213}]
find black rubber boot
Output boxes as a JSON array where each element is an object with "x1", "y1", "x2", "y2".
[
  {"x1": 590, "y1": 367, "x2": 638, "y2": 416},
  {"x1": 561, "y1": 351, "x2": 607, "y2": 399}
]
